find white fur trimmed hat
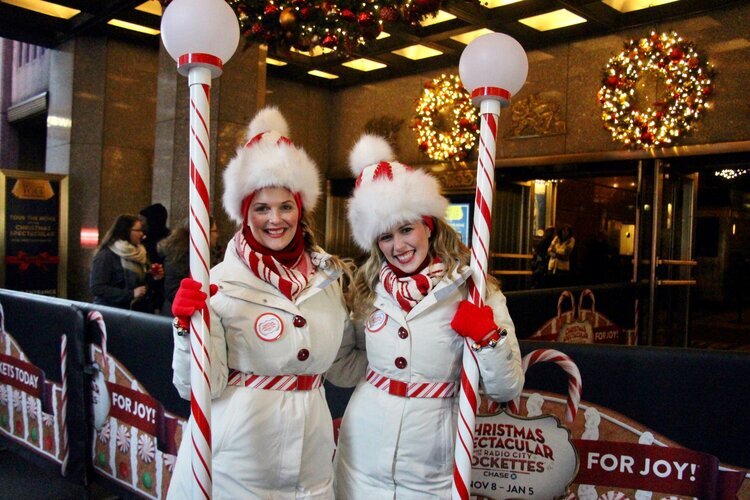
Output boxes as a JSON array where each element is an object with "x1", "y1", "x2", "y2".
[
  {"x1": 347, "y1": 134, "x2": 448, "y2": 250},
  {"x1": 222, "y1": 107, "x2": 321, "y2": 224}
]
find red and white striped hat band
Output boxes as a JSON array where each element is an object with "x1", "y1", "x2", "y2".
[
  {"x1": 227, "y1": 369, "x2": 323, "y2": 391},
  {"x1": 366, "y1": 368, "x2": 457, "y2": 398},
  {"x1": 245, "y1": 130, "x2": 293, "y2": 149}
]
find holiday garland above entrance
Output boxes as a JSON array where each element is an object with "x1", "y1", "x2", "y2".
[{"x1": 597, "y1": 31, "x2": 715, "y2": 149}]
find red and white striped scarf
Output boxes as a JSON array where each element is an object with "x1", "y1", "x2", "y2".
[
  {"x1": 379, "y1": 258, "x2": 445, "y2": 312},
  {"x1": 233, "y1": 231, "x2": 309, "y2": 301}
]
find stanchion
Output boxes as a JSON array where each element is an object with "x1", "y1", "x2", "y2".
[
  {"x1": 160, "y1": 1, "x2": 239, "y2": 497},
  {"x1": 452, "y1": 33, "x2": 528, "y2": 500}
]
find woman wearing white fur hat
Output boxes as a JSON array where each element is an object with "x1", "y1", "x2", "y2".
[
  {"x1": 334, "y1": 134, "x2": 524, "y2": 498},
  {"x1": 167, "y1": 107, "x2": 365, "y2": 499}
]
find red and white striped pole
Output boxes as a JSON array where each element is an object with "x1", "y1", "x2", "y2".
[
  {"x1": 453, "y1": 33, "x2": 528, "y2": 500},
  {"x1": 161, "y1": 1, "x2": 239, "y2": 497}
]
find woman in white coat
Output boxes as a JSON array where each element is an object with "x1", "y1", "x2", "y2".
[
  {"x1": 167, "y1": 108, "x2": 364, "y2": 499},
  {"x1": 334, "y1": 135, "x2": 525, "y2": 499}
]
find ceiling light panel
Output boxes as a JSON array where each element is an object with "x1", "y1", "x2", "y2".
[
  {"x1": 308, "y1": 69, "x2": 339, "y2": 79},
  {"x1": 2, "y1": 0, "x2": 79, "y2": 19},
  {"x1": 484, "y1": 0, "x2": 525, "y2": 7},
  {"x1": 451, "y1": 28, "x2": 495, "y2": 45},
  {"x1": 601, "y1": 0, "x2": 679, "y2": 13},
  {"x1": 108, "y1": 19, "x2": 159, "y2": 35},
  {"x1": 391, "y1": 45, "x2": 443, "y2": 60},
  {"x1": 135, "y1": 0, "x2": 162, "y2": 16},
  {"x1": 341, "y1": 58, "x2": 387, "y2": 72},
  {"x1": 519, "y1": 9, "x2": 587, "y2": 31},
  {"x1": 266, "y1": 57, "x2": 287, "y2": 66},
  {"x1": 420, "y1": 10, "x2": 456, "y2": 27}
]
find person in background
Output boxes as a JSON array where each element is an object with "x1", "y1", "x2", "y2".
[
  {"x1": 89, "y1": 214, "x2": 164, "y2": 311},
  {"x1": 530, "y1": 226, "x2": 556, "y2": 288},
  {"x1": 548, "y1": 223, "x2": 576, "y2": 287},
  {"x1": 139, "y1": 203, "x2": 170, "y2": 313},
  {"x1": 166, "y1": 107, "x2": 364, "y2": 499},
  {"x1": 157, "y1": 217, "x2": 220, "y2": 317},
  {"x1": 334, "y1": 134, "x2": 524, "y2": 498}
]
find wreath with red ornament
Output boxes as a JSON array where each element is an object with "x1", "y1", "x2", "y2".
[
  {"x1": 597, "y1": 31, "x2": 715, "y2": 148},
  {"x1": 413, "y1": 74, "x2": 479, "y2": 162}
]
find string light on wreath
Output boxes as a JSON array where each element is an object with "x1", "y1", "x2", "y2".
[
  {"x1": 413, "y1": 74, "x2": 479, "y2": 161},
  {"x1": 715, "y1": 169, "x2": 748, "y2": 180},
  {"x1": 222, "y1": 0, "x2": 479, "y2": 55},
  {"x1": 597, "y1": 31, "x2": 715, "y2": 149}
]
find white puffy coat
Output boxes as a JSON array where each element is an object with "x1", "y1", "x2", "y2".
[
  {"x1": 334, "y1": 266, "x2": 524, "y2": 499},
  {"x1": 168, "y1": 242, "x2": 365, "y2": 500}
]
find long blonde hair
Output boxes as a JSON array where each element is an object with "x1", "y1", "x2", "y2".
[
  {"x1": 351, "y1": 218, "x2": 489, "y2": 320},
  {"x1": 300, "y1": 212, "x2": 354, "y2": 290}
]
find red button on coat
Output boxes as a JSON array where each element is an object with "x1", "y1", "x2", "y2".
[
  {"x1": 398, "y1": 327, "x2": 409, "y2": 339},
  {"x1": 293, "y1": 315, "x2": 307, "y2": 327},
  {"x1": 297, "y1": 349, "x2": 310, "y2": 361},
  {"x1": 395, "y1": 357, "x2": 407, "y2": 369}
]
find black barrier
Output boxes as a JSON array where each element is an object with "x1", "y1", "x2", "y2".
[
  {"x1": 519, "y1": 340, "x2": 750, "y2": 469},
  {"x1": 506, "y1": 283, "x2": 641, "y2": 343},
  {"x1": 0, "y1": 289, "x2": 87, "y2": 484},
  {"x1": 1, "y1": 287, "x2": 748, "y2": 496}
]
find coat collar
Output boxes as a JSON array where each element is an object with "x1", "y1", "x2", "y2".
[
  {"x1": 214, "y1": 240, "x2": 341, "y2": 314},
  {"x1": 373, "y1": 265, "x2": 471, "y2": 324}
]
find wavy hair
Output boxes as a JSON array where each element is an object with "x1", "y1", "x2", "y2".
[{"x1": 350, "y1": 218, "x2": 497, "y2": 320}]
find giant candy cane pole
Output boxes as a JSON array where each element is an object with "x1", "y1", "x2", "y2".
[
  {"x1": 453, "y1": 33, "x2": 528, "y2": 500},
  {"x1": 160, "y1": 1, "x2": 238, "y2": 497}
]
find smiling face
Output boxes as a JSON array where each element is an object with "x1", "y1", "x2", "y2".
[
  {"x1": 246, "y1": 186, "x2": 300, "y2": 251},
  {"x1": 377, "y1": 220, "x2": 432, "y2": 274}
]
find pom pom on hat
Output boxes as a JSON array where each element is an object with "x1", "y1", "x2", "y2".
[
  {"x1": 222, "y1": 107, "x2": 320, "y2": 224},
  {"x1": 348, "y1": 134, "x2": 395, "y2": 177},
  {"x1": 347, "y1": 134, "x2": 448, "y2": 250}
]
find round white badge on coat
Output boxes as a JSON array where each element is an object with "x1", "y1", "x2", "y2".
[
  {"x1": 255, "y1": 313, "x2": 284, "y2": 342},
  {"x1": 366, "y1": 309, "x2": 387, "y2": 333}
]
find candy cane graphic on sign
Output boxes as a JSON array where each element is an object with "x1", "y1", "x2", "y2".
[
  {"x1": 509, "y1": 349, "x2": 582, "y2": 423},
  {"x1": 59, "y1": 334, "x2": 69, "y2": 476},
  {"x1": 453, "y1": 33, "x2": 528, "y2": 499}
]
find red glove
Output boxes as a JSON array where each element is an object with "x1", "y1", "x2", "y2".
[
  {"x1": 451, "y1": 300, "x2": 499, "y2": 345},
  {"x1": 172, "y1": 278, "x2": 218, "y2": 329}
]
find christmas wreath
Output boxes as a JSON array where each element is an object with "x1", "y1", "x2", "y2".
[
  {"x1": 597, "y1": 31, "x2": 715, "y2": 148},
  {"x1": 413, "y1": 74, "x2": 479, "y2": 161}
]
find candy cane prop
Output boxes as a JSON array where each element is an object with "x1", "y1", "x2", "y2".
[
  {"x1": 510, "y1": 349, "x2": 582, "y2": 423},
  {"x1": 452, "y1": 34, "x2": 528, "y2": 499},
  {"x1": 87, "y1": 311, "x2": 109, "y2": 373},
  {"x1": 59, "y1": 334, "x2": 69, "y2": 476},
  {"x1": 161, "y1": 2, "x2": 238, "y2": 497}
]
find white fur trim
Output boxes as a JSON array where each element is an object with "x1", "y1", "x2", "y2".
[
  {"x1": 347, "y1": 162, "x2": 448, "y2": 250},
  {"x1": 246, "y1": 106, "x2": 289, "y2": 141},
  {"x1": 348, "y1": 134, "x2": 395, "y2": 176},
  {"x1": 222, "y1": 110, "x2": 320, "y2": 224}
]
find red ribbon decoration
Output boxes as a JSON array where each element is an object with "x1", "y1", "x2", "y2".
[{"x1": 5, "y1": 251, "x2": 60, "y2": 272}]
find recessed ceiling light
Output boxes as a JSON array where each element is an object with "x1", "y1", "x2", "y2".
[
  {"x1": 107, "y1": 19, "x2": 160, "y2": 35},
  {"x1": 135, "y1": 0, "x2": 161, "y2": 16},
  {"x1": 341, "y1": 58, "x2": 387, "y2": 72},
  {"x1": 451, "y1": 28, "x2": 495, "y2": 45},
  {"x1": 308, "y1": 69, "x2": 339, "y2": 79},
  {"x1": 392, "y1": 44, "x2": 443, "y2": 60},
  {"x1": 1, "y1": 0, "x2": 79, "y2": 19},
  {"x1": 519, "y1": 9, "x2": 587, "y2": 31},
  {"x1": 377, "y1": 31, "x2": 390, "y2": 40},
  {"x1": 420, "y1": 10, "x2": 456, "y2": 27},
  {"x1": 291, "y1": 46, "x2": 333, "y2": 57},
  {"x1": 601, "y1": 0, "x2": 679, "y2": 13},
  {"x1": 484, "y1": 0, "x2": 525, "y2": 7},
  {"x1": 266, "y1": 57, "x2": 287, "y2": 66}
]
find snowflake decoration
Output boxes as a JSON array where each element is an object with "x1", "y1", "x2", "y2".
[
  {"x1": 42, "y1": 412, "x2": 55, "y2": 427},
  {"x1": 137, "y1": 434, "x2": 156, "y2": 463},
  {"x1": 0, "y1": 386, "x2": 7, "y2": 405},
  {"x1": 26, "y1": 398, "x2": 38, "y2": 420},
  {"x1": 12, "y1": 390, "x2": 22, "y2": 409},
  {"x1": 98, "y1": 423, "x2": 111, "y2": 443},
  {"x1": 164, "y1": 453, "x2": 177, "y2": 473},
  {"x1": 116, "y1": 425, "x2": 131, "y2": 453}
]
